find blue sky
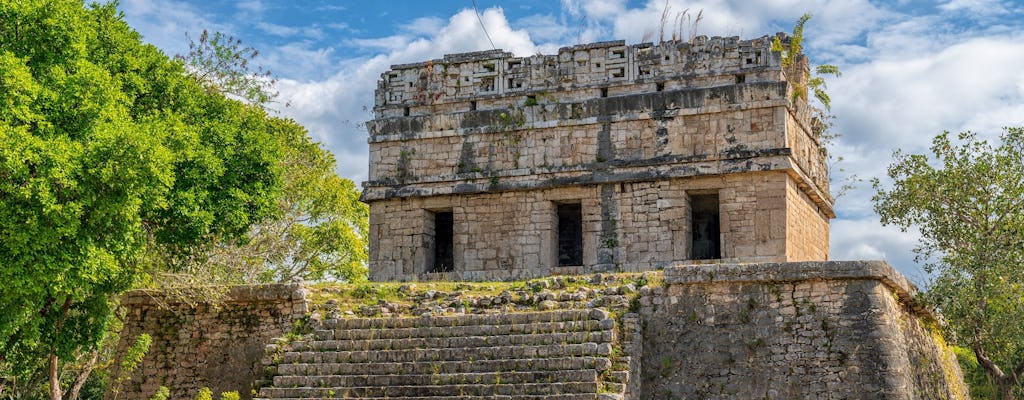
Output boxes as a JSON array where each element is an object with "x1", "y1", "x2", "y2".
[{"x1": 118, "y1": 0, "x2": 1024, "y2": 284}]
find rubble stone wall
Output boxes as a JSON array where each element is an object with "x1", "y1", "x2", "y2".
[
  {"x1": 111, "y1": 263, "x2": 967, "y2": 399},
  {"x1": 638, "y1": 261, "x2": 968, "y2": 400},
  {"x1": 107, "y1": 285, "x2": 308, "y2": 400}
]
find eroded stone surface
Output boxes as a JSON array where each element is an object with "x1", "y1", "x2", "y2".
[
  {"x1": 363, "y1": 35, "x2": 833, "y2": 282},
  {"x1": 112, "y1": 263, "x2": 966, "y2": 400}
]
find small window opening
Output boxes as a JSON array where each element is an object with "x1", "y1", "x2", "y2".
[
  {"x1": 611, "y1": 49, "x2": 625, "y2": 59},
  {"x1": 745, "y1": 57, "x2": 754, "y2": 65},
  {"x1": 656, "y1": 82, "x2": 665, "y2": 92},
  {"x1": 664, "y1": 55, "x2": 671, "y2": 61},
  {"x1": 430, "y1": 211, "x2": 454, "y2": 273},
  {"x1": 508, "y1": 78, "x2": 522, "y2": 89},
  {"x1": 690, "y1": 193, "x2": 720, "y2": 260},
  {"x1": 480, "y1": 76, "x2": 495, "y2": 92},
  {"x1": 469, "y1": 100, "x2": 477, "y2": 111},
  {"x1": 610, "y1": 67, "x2": 625, "y2": 78},
  {"x1": 403, "y1": 107, "x2": 410, "y2": 116},
  {"x1": 408, "y1": 82, "x2": 413, "y2": 87},
  {"x1": 464, "y1": 76, "x2": 470, "y2": 82},
  {"x1": 735, "y1": 74, "x2": 746, "y2": 84},
  {"x1": 600, "y1": 88, "x2": 608, "y2": 98},
  {"x1": 557, "y1": 203, "x2": 583, "y2": 266}
]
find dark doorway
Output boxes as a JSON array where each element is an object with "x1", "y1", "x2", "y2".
[
  {"x1": 690, "y1": 194, "x2": 721, "y2": 260},
  {"x1": 431, "y1": 211, "x2": 454, "y2": 272},
  {"x1": 557, "y1": 203, "x2": 583, "y2": 266}
]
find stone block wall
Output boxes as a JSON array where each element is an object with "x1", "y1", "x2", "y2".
[
  {"x1": 369, "y1": 172, "x2": 830, "y2": 282},
  {"x1": 107, "y1": 285, "x2": 308, "y2": 400},
  {"x1": 363, "y1": 34, "x2": 835, "y2": 282},
  {"x1": 364, "y1": 83, "x2": 795, "y2": 187},
  {"x1": 786, "y1": 176, "x2": 830, "y2": 260},
  {"x1": 638, "y1": 261, "x2": 968, "y2": 399}
]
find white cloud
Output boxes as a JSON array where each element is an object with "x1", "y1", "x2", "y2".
[
  {"x1": 402, "y1": 17, "x2": 446, "y2": 36},
  {"x1": 831, "y1": 35, "x2": 1024, "y2": 153},
  {"x1": 119, "y1": 0, "x2": 231, "y2": 56},
  {"x1": 830, "y1": 218, "x2": 929, "y2": 285},
  {"x1": 938, "y1": 0, "x2": 1009, "y2": 16},
  {"x1": 122, "y1": 0, "x2": 1024, "y2": 282},
  {"x1": 236, "y1": 0, "x2": 266, "y2": 16},
  {"x1": 272, "y1": 7, "x2": 540, "y2": 182}
]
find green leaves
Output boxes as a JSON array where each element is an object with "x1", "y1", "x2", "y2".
[
  {"x1": 873, "y1": 127, "x2": 1024, "y2": 398},
  {"x1": 0, "y1": 1, "x2": 291, "y2": 396}
]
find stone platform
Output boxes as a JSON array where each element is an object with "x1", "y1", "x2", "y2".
[{"x1": 110, "y1": 261, "x2": 967, "y2": 399}]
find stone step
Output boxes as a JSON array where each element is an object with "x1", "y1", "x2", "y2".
[
  {"x1": 296, "y1": 330, "x2": 613, "y2": 352},
  {"x1": 281, "y1": 342, "x2": 614, "y2": 364},
  {"x1": 607, "y1": 370, "x2": 630, "y2": 383},
  {"x1": 316, "y1": 318, "x2": 612, "y2": 341},
  {"x1": 319, "y1": 309, "x2": 604, "y2": 330},
  {"x1": 276, "y1": 356, "x2": 611, "y2": 376},
  {"x1": 272, "y1": 369, "x2": 598, "y2": 388},
  {"x1": 258, "y1": 382, "x2": 600, "y2": 398},
  {"x1": 255, "y1": 394, "x2": 602, "y2": 400}
]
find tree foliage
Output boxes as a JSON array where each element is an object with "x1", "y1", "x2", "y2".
[
  {"x1": 0, "y1": 1, "x2": 309, "y2": 398},
  {"x1": 169, "y1": 118, "x2": 369, "y2": 285},
  {"x1": 160, "y1": 30, "x2": 368, "y2": 285},
  {"x1": 176, "y1": 30, "x2": 279, "y2": 107},
  {"x1": 873, "y1": 128, "x2": 1024, "y2": 399}
]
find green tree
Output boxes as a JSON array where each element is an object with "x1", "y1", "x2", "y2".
[
  {"x1": 0, "y1": 1, "x2": 286, "y2": 398},
  {"x1": 873, "y1": 128, "x2": 1024, "y2": 399},
  {"x1": 192, "y1": 118, "x2": 369, "y2": 284},
  {"x1": 165, "y1": 30, "x2": 368, "y2": 284}
]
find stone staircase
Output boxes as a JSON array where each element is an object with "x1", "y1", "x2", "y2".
[{"x1": 256, "y1": 309, "x2": 631, "y2": 400}]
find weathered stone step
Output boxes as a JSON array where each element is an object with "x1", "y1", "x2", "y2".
[
  {"x1": 319, "y1": 309, "x2": 603, "y2": 330},
  {"x1": 255, "y1": 394, "x2": 602, "y2": 400},
  {"x1": 296, "y1": 330, "x2": 613, "y2": 352},
  {"x1": 281, "y1": 342, "x2": 614, "y2": 364},
  {"x1": 258, "y1": 381, "x2": 600, "y2": 398},
  {"x1": 316, "y1": 318, "x2": 611, "y2": 341},
  {"x1": 276, "y1": 356, "x2": 610, "y2": 376},
  {"x1": 272, "y1": 369, "x2": 598, "y2": 388}
]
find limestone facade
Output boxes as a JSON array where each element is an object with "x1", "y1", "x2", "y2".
[{"x1": 363, "y1": 34, "x2": 834, "y2": 281}]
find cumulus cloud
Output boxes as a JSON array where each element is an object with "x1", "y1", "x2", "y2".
[
  {"x1": 121, "y1": 0, "x2": 1024, "y2": 280},
  {"x1": 119, "y1": 0, "x2": 231, "y2": 56},
  {"x1": 272, "y1": 7, "x2": 539, "y2": 182},
  {"x1": 830, "y1": 218, "x2": 931, "y2": 284}
]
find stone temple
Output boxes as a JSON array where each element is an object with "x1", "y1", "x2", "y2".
[
  {"x1": 363, "y1": 34, "x2": 833, "y2": 281},
  {"x1": 113, "y1": 34, "x2": 968, "y2": 400}
]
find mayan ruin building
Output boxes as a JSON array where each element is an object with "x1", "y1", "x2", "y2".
[
  {"x1": 363, "y1": 34, "x2": 833, "y2": 281},
  {"x1": 112, "y1": 35, "x2": 968, "y2": 400}
]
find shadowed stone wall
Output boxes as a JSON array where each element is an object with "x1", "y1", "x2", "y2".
[
  {"x1": 638, "y1": 261, "x2": 968, "y2": 399},
  {"x1": 107, "y1": 285, "x2": 308, "y2": 400}
]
